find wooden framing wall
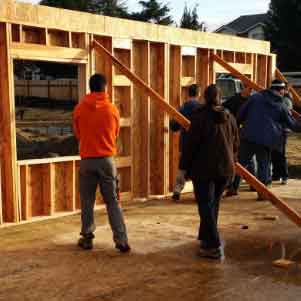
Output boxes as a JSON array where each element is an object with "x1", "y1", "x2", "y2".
[{"x1": 0, "y1": 1, "x2": 275, "y2": 225}]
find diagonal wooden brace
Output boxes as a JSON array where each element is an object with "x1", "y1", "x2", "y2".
[
  {"x1": 211, "y1": 53, "x2": 301, "y2": 120},
  {"x1": 92, "y1": 40, "x2": 301, "y2": 228}
]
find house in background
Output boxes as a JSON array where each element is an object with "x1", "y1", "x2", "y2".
[{"x1": 215, "y1": 13, "x2": 268, "y2": 40}]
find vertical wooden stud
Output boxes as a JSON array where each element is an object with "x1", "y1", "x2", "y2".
[
  {"x1": 0, "y1": 22, "x2": 18, "y2": 222},
  {"x1": 132, "y1": 40, "x2": 150, "y2": 198},
  {"x1": 169, "y1": 45, "x2": 181, "y2": 192},
  {"x1": 149, "y1": 42, "x2": 169, "y2": 195}
]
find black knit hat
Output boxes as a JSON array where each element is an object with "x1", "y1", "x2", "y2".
[{"x1": 271, "y1": 79, "x2": 286, "y2": 89}]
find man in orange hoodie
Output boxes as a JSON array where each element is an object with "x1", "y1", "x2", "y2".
[{"x1": 73, "y1": 73, "x2": 130, "y2": 252}]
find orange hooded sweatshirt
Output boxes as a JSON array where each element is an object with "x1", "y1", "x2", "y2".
[{"x1": 73, "y1": 92, "x2": 120, "y2": 158}]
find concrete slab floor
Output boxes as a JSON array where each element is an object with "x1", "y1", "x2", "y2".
[{"x1": 1, "y1": 182, "x2": 301, "y2": 301}]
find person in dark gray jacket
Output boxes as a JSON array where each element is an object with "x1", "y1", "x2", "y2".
[{"x1": 233, "y1": 80, "x2": 301, "y2": 200}]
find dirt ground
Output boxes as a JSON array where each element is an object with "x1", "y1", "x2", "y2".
[{"x1": 1, "y1": 181, "x2": 301, "y2": 301}]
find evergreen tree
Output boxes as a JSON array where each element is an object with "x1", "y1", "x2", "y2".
[
  {"x1": 265, "y1": 0, "x2": 301, "y2": 71},
  {"x1": 180, "y1": 3, "x2": 204, "y2": 31},
  {"x1": 39, "y1": 0, "x2": 90, "y2": 12},
  {"x1": 88, "y1": 0, "x2": 128, "y2": 18},
  {"x1": 40, "y1": 0, "x2": 128, "y2": 18},
  {"x1": 132, "y1": 0, "x2": 173, "y2": 25}
]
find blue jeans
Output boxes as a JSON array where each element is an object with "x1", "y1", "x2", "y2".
[
  {"x1": 271, "y1": 134, "x2": 288, "y2": 180},
  {"x1": 193, "y1": 177, "x2": 230, "y2": 249},
  {"x1": 233, "y1": 140, "x2": 271, "y2": 191}
]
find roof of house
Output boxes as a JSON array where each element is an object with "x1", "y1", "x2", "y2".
[{"x1": 215, "y1": 14, "x2": 268, "y2": 34}]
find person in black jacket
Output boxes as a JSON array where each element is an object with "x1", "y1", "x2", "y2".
[
  {"x1": 180, "y1": 84, "x2": 239, "y2": 259},
  {"x1": 170, "y1": 84, "x2": 201, "y2": 201}
]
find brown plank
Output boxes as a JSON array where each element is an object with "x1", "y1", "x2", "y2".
[
  {"x1": 169, "y1": 46, "x2": 181, "y2": 192},
  {"x1": 0, "y1": 161, "x2": 3, "y2": 224},
  {"x1": 42, "y1": 163, "x2": 55, "y2": 216},
  {"x1": 0, "y1": 22, "x2": 18, "y2": 222},
  {"x1": 197, "y1": 48, "x2": 210, "y2": 97},
  {"x1": 236, "y1": 163, "x2": 301, "y2": 227},
  {"x1": 54, "y1": 162, "x2": 75, "y2": 212},
  {"x1": 149, "y1": 43, "x2": 169, "y2": 195},
  {"x1": 94, "y1": 36, "x2": 113, "y2": 99},
  {"x1": 132, "y1": 40, "x2": 150, "y2": 197},
  {"x1": 20, "y1": 165, "x2": 31, "y2": 220},
  {"x1": 257, "y1": 54, "x2": 268, "y2": 88}
]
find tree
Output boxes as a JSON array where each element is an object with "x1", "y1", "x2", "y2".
[
  {"x1": 88, "y1": 0, "x2": 129, "y2": 18},
  {"x1": 132, "y1": 0, "x2": 173, "y2": 25},
  {"x1": 180, "y1": 3, "x2": 204, "y2": 31},
  {"x1": 39, "y1": 0, "x2": 91, "y2": 12},
  {"x1": 40, "y1": 0, "x2": 129, "y2": 18},
  {"x1": 265, "y1": 0, "x2": 301, "y2": 71}
]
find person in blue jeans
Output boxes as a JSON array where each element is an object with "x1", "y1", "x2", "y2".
[
  {"x1": 232, "y1": 80, "x2": 301, "y2": 200},
  {"x1": 180, "y1": 84, "x2": 239, "y2": 259},
  {"x1": 170, "y1": 84, "x2": 201, "y2": 201}
]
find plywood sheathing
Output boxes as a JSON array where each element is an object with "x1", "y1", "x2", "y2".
[{"x1": 0, "y1": 2, "x2": 271, "y2": 55}]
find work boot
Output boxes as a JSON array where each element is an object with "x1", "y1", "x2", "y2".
[
  {"x1": 78, "y1": 236, "x2": 94, "y2": 250},
  {"x1": 172, "y1": 192, "x2": 181, "y2": 202},
  {"x1": 115, "y1": 243, "x2": 131, "y2": 253},
  {"x1": 281, "y1": 178, "x2": 288, "y2": 185},
  {"x1": 224, "y1": 189, "x2": 238, "y2": 198},
  {"x1": 199, "y1": 247, "x2": 223, "y2": 260}
]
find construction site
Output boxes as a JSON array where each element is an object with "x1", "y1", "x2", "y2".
[{"x1": 1, "y1": 1, "x2": 301, "y2": 300}]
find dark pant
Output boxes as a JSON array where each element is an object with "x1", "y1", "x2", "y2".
[
  {"x1": 233, "y1": 140, "x2": 271, "y2": 191},
  {"x1": 193, "y1": 177, "x2": 229, "y2": 249},
  {"x1": 79, "y1": 157, "x2": 128, "y2": 244},
  {"x1": 271, "y1": 135, "x2": 288, "y2": 180}
]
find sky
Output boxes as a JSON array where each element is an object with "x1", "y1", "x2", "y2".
[{"x1": 17, "y1": 0, "x2": 270, "y2": 31}]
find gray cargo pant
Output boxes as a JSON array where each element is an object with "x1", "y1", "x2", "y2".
[
  {"x1": 173, "y1": 169, "x2": 186, "y2": 194},
  {"x1": 79, "y1": 157, "x2": 128, "y2": 245}
]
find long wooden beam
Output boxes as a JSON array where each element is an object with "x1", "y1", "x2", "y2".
[
  {"x1": 211, "y1": 53, "x2": 301, "y2": 120},
  {"x1": 92, "y1": 40, "x2": 190, "y2": 130},
  {"x1": 92, "y1": 40, "x2": 301, "y2": 228},
  {"x1": 275, "y1": 68, "x2": 301, "y2": 107},
  {"x1": 236, "y1": 164, "x2": 301, "y2": 226}
]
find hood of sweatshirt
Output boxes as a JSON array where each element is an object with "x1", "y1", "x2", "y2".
[
  {"x1": 82, "y1": 92, "x2": 110, "y2": 110},
  {"x1": 208, "y1": 105, "x2": 229, "y2": 124}
]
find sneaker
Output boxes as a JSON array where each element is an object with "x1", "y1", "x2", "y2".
[
  {"x1": 78, "y1": 237, "x2": 93, "y2": 250},
  {"x1": 172, "y1": 192, "x2": 180, "y2": 202},
  {"x1": 115, "y1": 243, "x2": 131, "y2": 253},
  {"x1": 281, "y1": 178, "x2": 288, "y2": 185},
  {"x1": 199, "y1": 247, "x2": 223, "y2": 259},
  {"x1": 224, "y1": 190, "x2": 238, "y2": 197}
]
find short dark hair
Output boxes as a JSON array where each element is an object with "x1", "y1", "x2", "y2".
[
  {"x1": 188, "y1": 84, "x2": 200, "y2": 97},
  {"x1": 89, "y1": 73, "x2": 107, "y2": 92},
  {"x1": 204, "y1": 84, "x2": 221, "y2": 107}
]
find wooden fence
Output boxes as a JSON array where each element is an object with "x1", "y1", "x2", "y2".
[{"x1": 15, "y1": 79, "x2": 78, "y2": 102}]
